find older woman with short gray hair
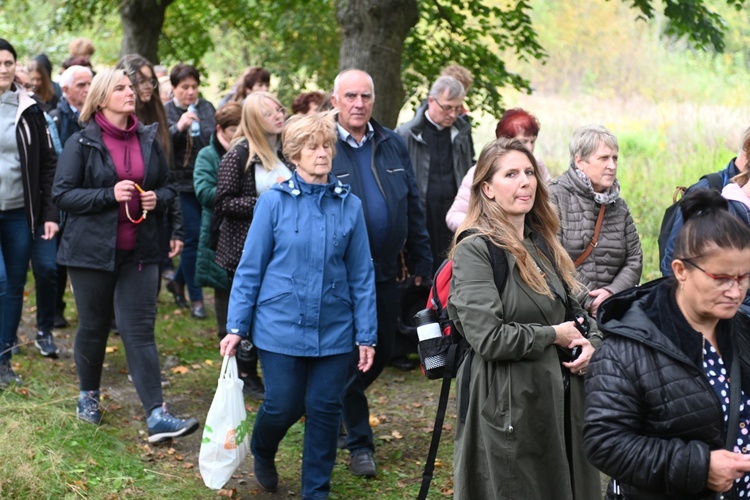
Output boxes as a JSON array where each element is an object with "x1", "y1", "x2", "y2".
[{"x1": 549, "y1": 125, "x2": 643, "y2": 315}]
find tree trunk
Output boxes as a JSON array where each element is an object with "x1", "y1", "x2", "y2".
[
  {"x1": 120, "y1": 0, "x2": 174, "y2": 64},
  {"x1": 336, "y1": 0, "x2": 419, "y2": 128}
]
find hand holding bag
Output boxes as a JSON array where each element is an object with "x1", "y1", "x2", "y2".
[{"x1": 199, "y1": 355, "x2": 250, "y2": 489}]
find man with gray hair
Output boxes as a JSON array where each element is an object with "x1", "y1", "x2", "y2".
[
  {"x1": 330, "y1": 69, "x2": 432, "y2": 478},
  {"x1": 48, "y1": 64, "x2": 92, "y2": 328},
  {"x1": 396, "y1": 75, "x2": 473, "y2": 270},
  {"x1": 50, "y1": 65, "x2": 92, "y2": 147}
]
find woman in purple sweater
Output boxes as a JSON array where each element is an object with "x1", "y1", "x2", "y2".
[{"x1": 53, "y1": 69, "x2": 198, "y2": 442}]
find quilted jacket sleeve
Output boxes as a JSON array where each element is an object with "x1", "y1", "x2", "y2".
[{"x1": 584, "y1": 339, "x2": 712, "y2": 497}]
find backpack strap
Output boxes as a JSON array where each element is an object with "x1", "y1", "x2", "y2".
[
  {"x1": 701, "y1": 171, "x2": 724, "y2": 192},
  {"x1": 417, "y1": 235, "x2": 508, "y2": 500}
]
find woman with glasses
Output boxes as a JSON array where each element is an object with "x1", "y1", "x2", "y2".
[
  {"x1": 164, "y1": 64, "x2": 215, "y2": 318},
  {"x1": 214, "y1": 91, "x2": 293, "y2": 399},
  {"x1": 117, "y1": 55, "x2": 185, "y2": 285},
  {"x1": 584, "y1": 188, "x2": 750, "y2": 499},
  {"x1": 53, "y1": 69, "x2": 199, "y2": 441}
]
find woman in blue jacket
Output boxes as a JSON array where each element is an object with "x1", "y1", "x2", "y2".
[{"x1": 219, "y1": 112, "x2": 377, "y2": 499}]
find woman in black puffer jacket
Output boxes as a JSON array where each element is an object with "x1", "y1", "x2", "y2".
[{"x1": 584, "y1": 189, "x2": 750, "y2": 500}]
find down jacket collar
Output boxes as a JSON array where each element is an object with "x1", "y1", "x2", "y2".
[{"x1": 599, "y1": 278, "x2": 736, "y2": 374}]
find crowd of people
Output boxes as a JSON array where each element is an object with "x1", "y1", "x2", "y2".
[{"x1": 3, "y1": 33, "x2": 750, "y2": 499}]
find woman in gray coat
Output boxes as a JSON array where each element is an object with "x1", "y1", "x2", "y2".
[
  {"x1": 549, "y1": 125, "x2": 642, "y2": 316},
  {"x1": 448, "y1": 138, "x2": 602, "y2": 499}
]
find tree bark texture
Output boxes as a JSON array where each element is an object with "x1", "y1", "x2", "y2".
[
  {"x1": 120, "y1": 0, "x2": 173, "y2": 63},
  {"x1": 337, "y1": 0, "x2": 418, "y2": 128}
]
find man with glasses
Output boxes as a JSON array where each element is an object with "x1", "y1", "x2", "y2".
[{"x1": 396, "y1": 75, "x2": 473, "y2": 271}]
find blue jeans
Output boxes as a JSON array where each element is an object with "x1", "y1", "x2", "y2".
[
  {"x1": 0, "y1": 209, "x2": 33, "y2": 361},
  {"x1": 31, "y1": 225, "x2": 58, "y2": 333},
  {"x1": 253, "y1": 349, "x2": 350, "y2": 499},
  {"x1": 173, "y1": 192, "x2": 202, "y2": 301}
]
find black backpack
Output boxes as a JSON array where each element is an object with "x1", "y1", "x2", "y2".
[{"x1": 658, "y1": 172, "x2": 723, "y2": 267}]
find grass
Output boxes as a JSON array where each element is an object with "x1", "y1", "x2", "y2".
[{"x1": 3, "y1": 287, "x2": 456, "y2": 499}]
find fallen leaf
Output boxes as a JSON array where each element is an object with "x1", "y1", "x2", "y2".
[
  {"x1": 441, "y1": 488, "x2": 454, "y2": 495},
  {"x1": 412, "y1": 402, "x2": 423, "y2": 408},
  {"x1": 217, "y1": 488, "x2": 236, "y2": 498},
  {"x1": 369, "y1": 415, "x2": 381, "y2": 426},
  {"x1": 170, "y1": 366, "x2": 189, "y2": 374},
  {"x1": 183, "y1": 463, "x2": 194, "y2": 469},
  {"x1": 391, "y1": 430, "x2": 403, "y2": 439},
  {"x1": 105, "y1": 346, "x2": 118, "y2": 353},
  {"x1": 204, "y1": 359, "x2": 215, "y2": 366},
  {"x1": 378, "y1": 434, "x2": 394, "y2": 442},
  {"x1": 191, "y1": 364, "x2": 201, "y2": 370},
  {"x1": 16, "y1": 388, "x2": 29, "y2": 397}
]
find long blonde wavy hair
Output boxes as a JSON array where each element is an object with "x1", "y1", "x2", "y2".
[{"x1": 451, "y1": 138, "x2": 580, "y2": 297}]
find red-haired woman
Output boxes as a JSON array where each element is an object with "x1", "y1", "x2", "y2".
[{"x1": 446, "y1": 108, "x2": 549, "y2": 231}]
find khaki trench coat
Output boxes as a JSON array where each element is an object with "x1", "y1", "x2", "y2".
[{"x1": 448, "y1": 233, "x2": 603, "y2": 499}]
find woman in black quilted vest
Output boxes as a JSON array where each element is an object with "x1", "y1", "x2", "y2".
[{"x1": 585, "y1": 188, "x2": 750, "y2": 499}]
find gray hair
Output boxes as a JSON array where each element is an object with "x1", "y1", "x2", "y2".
[
  {"x1": 60, "y1": 65, "x2": 93, "y2": 89},
  {"x1": 429, "y1": 76, "x2": 465, "y2": 101},
  {"x1": 569, "y1": 125, "x2": 619, "y2": 169},
  {"x1": 332, "y1": 69, "x2": 375, "y2": 101}
]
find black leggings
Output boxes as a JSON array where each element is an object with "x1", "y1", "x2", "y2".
[{"x1": 68, "y1": 251, "x2": 163, "y2": 415}]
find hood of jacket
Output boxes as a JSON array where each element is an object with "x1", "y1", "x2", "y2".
[
  {"x1": 599, "y1": 278, "x2": 736, "y2": 371},
  {"x1": 274, "y1": 170, "x2": 351, "y2": 233}
]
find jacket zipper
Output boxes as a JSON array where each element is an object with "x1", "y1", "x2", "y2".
[
  {"x1": 19, "y1": 116, "x2": 35, "y2": 235},
  {"x1": 507, "y1": 363, "x2": 514, "y2": 434}
]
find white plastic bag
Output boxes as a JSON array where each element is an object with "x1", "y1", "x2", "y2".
[{"x1": 199, "y1": 355, "x2": 250, "y2": 489}]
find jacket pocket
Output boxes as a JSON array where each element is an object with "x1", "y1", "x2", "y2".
[{"x1": 258, "y1": 290, "x2": 294, "y2": 306}]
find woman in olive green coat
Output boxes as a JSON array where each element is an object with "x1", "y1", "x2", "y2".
[{"x1": 447, "y1": 138, "x2": 602, "y2": 499}]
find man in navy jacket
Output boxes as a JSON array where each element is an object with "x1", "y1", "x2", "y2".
[{"x1": 330, "y1": 69, "x2": 432, "y2": 477}]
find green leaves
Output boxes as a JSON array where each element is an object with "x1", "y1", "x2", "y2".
[{"x1": 404, "y1": 0, "x2": 546, "y2": 118}]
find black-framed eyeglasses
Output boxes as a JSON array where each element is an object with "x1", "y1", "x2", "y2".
[
  {"x1": 433, "y1": 98, "x2": 462, "y2": 115},
  {"x1": 682, "y1": 258, "x2": 750, "y2": 290},
  {"x1": 137, "y1": 78, "x2": 158, "y2": 88}
]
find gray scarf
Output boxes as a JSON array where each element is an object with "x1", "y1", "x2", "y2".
[{"x1": 573, "y1": 167, "x2": 620, "y2": 205}]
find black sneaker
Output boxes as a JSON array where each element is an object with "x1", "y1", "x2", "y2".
[
  {"x1": 54, "y1": 311, "x2": 69, "y2": 329},
  {"x1": 349, "y1": 451, "x2": 377, "y2": 477},
  {"x1": 77, "y1": 391, "x2": 102, "y2": 425},
  {"x1": 242, "y1": 374, "x2": 265, "y2": 400},
  {"x1": 147, "y1": 404, "x2": 200, "y2": 444},
  {"x1": 0, "y1": 360, "x2": 21, "y2": 389},
  {"x1": 35, "y1": 331, "x2": 60, "y2": 358},
  {"x1": 254, "y1": 459, "x2": 278, "y2": 492}
]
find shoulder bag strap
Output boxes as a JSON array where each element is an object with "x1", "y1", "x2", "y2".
[
  {"x1": 573, "y1": 203, "x2": 606, "y2": 267},
  {"x1": 726, "y1": 355, "x2": 742, "y2": 450}
]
